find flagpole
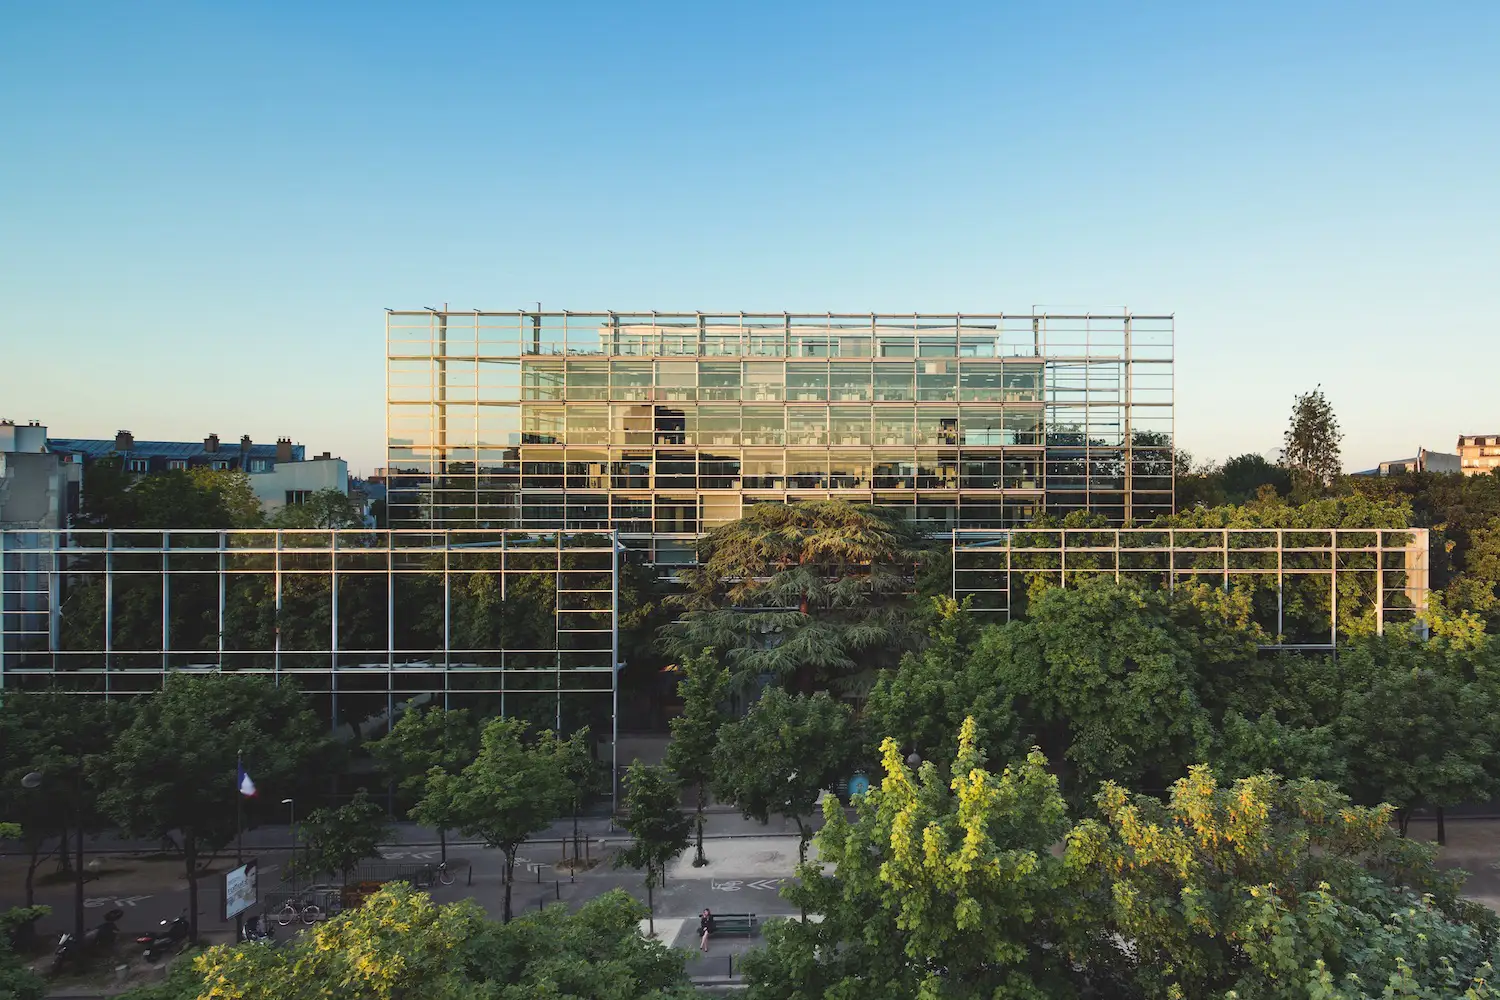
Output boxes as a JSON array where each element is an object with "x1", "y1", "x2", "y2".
[{"x1": 235, "y1": 749, "x2": 244, "y2": 942}]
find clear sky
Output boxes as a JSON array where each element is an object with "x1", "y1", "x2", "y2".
[{"x1": 2, "y1": 2, "x2": 1496, "y2": 474}]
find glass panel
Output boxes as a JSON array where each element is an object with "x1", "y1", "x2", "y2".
[
  {"x1": 742, "y1": 407, "x2": 785, "y2": 446},
  {"x1": 960, "y1": 453, "x2": 1001, "y2": 488},
  {"x1": 611, "y1": 404, "x2": 653, "y2": 446},
  {"x1": 917, "y1": 360, "x2": 957, "y2": 402},
  {"x1": 874, "y1": 407, "x2": 914, "y2": 446},
  {"x1": 876, "y1": 334, "x2": 914, "y2": 358},
  {"x1": 698, "y1": 362, "x2": 741, "y2": 401},
  {"x1": 959, "y1": 363, "x2": 1003, "y2": 402},
  {"x1": 788, "y1": 407, "x2": 827, "y2": 446},
  {"x1": 700, "y1": 451, "x2": 742, "y2": 489},
  {"x1": 874, "y1": 451, "x2": 915, "y2": 488},
  {"x1": 786, "y1": 364, "x2": 828, "y2": 402},
  {"x1": 829, "y1": 451, "x2": 870, "y2": 488},
  {"x1": 786, "y1": 450, "x2": 828, "y2": 489},
  {"x1": 565, "y1": 404, "x2": 608, "y2": 445},
  {"x1": 697, "y1": 406, "x2": 741, "y2": 446},
  {"x1": 656, "y1": 361, "x2": 697, "y2": 400},
  {"x1": 829, "y1": 406, "x2": 870, "y2": 445},
  {"x1": 522, "y1": 405, "x2": 564, "y2": 444},
  {"x1": 830, "y1": 363, "x2": 872, "y2": 401},
  {"x1": 522, "y1": 360, "x2": 564, "y2": 400},
  {"x1": 565, "y1": 361, "x2": 608, "y2": 401},
  {"x1": 610, "y1": 362, "x2": 653, "y2": 401},
  {"x1": 742, "y1": 452, "x2": 783, "y2": 489},
  {"x1": 960, "y1": 407, "x2": 1003, "y2": 446},
  {"x1": 612, "y1": 496, "x2": 653, "y2": 532},
  {"x1": 1004, "y1": 409, "x2": 1043, "y2": 445},
  {"x1": 564, "y1": 450, "x2": 608, "y2": 489},
  {"x1": 916, "y1": 408, "x2": 959, "y2": 446},
  {"x1": 654, "y1": 406, "x2": 693, "y2": 446},
  {"x1": 917, "y1": 337, "x2": 957, "y2": 358},
  {"x1": 611, "y1": 454, "x2": 652, "y2": 489},
  {"x1": 917, "y1": 451, "x2": 959, "y2": 489},
  {"x1": 1004, "y1": 365, "x2": 1042, "y2": 402},
  {"x1": 744, "y1": 362, "x2": 784, "y2": 401},
  {"x1": 874, "y1": 364, "x2": 914, "y2": 401},
  {"x1": 656, "y1": 452, "x2": 696, "y2": 489}
]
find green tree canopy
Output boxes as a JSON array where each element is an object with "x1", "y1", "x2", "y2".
[
  {"x1": 368, "y1": 705, "x2": 480, "y2": 862},
  {"x1": 660, "y1": 500, "x2": 930, "y2": 694},
  {"x1": 663, "y1": 649, "x2": 729, "y2": 867},
  {"x1": 270, "y1": 488, "x2": 365, "y2": 528},
  {"x1": 96, "y1": 673, "x2": 331, "y2": 941},
  {"x1": 290, "y1": 788, "x2": 392, "y2": 886},
  {"x1": 124, "y1": 884, "x2": 694, "y2": 1000},
  {"x1": 712, "y1": 687, "x2": 855, "y2": 863},
  {"x1": 1281, "y1": 386, "x2": 1344, "y2": 493},
  {"x1": 614, "y1": 762, "x2": 692, "y2": 936},
  {"x1": 411, "y1": 716, "x2": 567, "y2": 922}
]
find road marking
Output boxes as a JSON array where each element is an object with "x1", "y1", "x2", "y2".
[
  {"x1": 711, "y1": 880, "x2": 742, "y2": 891},
  {"x1": 747, "y1": 879, "x2": 784, "y2": 891},
  {"x1": 525, "y1": 862, "x2": 548, "y2": 874},
  {"x1": 85, "y1": 895, "x2": 150, "y2": 908}
]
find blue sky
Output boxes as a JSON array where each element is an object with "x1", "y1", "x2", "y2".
[{"x1": 2, "y1": 2, "x2": 1496, "y2": 474}]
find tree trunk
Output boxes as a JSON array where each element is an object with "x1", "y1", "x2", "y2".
[
  {"x1": 1437, "y1": 806, "x2": 1447, "y2": 846},
  {"x1": 646, "y1": 878, "x2": 655, "y2": 937},
  {"x1": 439, "y1": 827, "x2": 447, "y2": 865},
  {"x1": 572, "y1": 800, "x2": 581, "y2": 865},
  {"x1": 1397, "y1": 808, "x2": 1411, "y2": 838},
  {"x1": 56, "y1": 825, "x2": 72, "y2": 873},
  {"x1": 184, "y1": 831, "x2": 200, "y2": 942},
  {"x1": 502, "y1": 848, "x2": 514, "y2": 924},
  {"x1": 795, "y1": 818, "x2": 809, "y2": 865},
  {"x1": 24, "y1": 839, "x2": 43, "y2": 907},
  {"x1": 693, "y1": 786, "x2": 707, "y2": 867}
]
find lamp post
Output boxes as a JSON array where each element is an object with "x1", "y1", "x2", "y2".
[
  {"x1": 23, "y1": 770, "x2": 85, "y2": 939},
  {"x1": 282, "y1": 798, "x2": 295, "y2": 892},
  {"x1": 905, "y1": 752, "x2": 922, "y2": 770}
]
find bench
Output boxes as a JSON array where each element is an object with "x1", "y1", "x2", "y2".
[{"x1": 711, "y1": 913, "x2": 758, "y2": 937}]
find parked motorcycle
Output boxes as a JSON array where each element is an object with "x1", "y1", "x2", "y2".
[
  {"x1": 51, "y1": 908, "x2": 124, "y2": 975},
  {"x1": 136, "y1": 911, "x2": 189, "y2": 962}
]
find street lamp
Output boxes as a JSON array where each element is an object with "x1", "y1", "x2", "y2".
[
  {"x1": 906, "y1": 752, "x2": 922, "y2": 770},
  {"x1": 22, "y1": 770, "x2": 85, "y2": 939}
]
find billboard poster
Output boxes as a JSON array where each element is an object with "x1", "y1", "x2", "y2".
[{"x1": 224, "y1": 859, "x2": 258, "y2": 921}]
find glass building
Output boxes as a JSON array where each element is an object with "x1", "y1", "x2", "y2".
[{"x1": 387, "y1": 311, "x2": 1174, "y2": 563}]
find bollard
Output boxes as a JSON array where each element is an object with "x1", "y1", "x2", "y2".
[
  {"x1": 729, "y1": 954, "x2": 733, "y2": 977},
  {"x1": 536, "y1": 865, "x2": 541, "y2": 884},
  {"x1": 467, "y1": 864, "x2": 473, "y2": 887},
  {"x1": 554, "y1": 880, "x2": 560, "y2": 900}
]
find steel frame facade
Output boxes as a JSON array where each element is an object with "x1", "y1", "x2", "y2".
[
  {"x1": 952, "y1": 527, "x2": 1430, "y2": 647},
  {"x1": 0, "y1": 528, "x2": 621, "y2": 797},
  {"x1": 386, "y1": 311, "x2": 1174, "y2": 561}
]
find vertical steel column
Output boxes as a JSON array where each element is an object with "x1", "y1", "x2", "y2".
[
  {"x1": 161, "y1": 533, "x2": 171, "y2": 674},
  {"x1": 1329, "y1": 529, "x2": 1338, "y2": 646},
  {"x1": 443, "y1": 531, "x2": 452, "y2": 711},
  {"x1": 1277, "y1": 529, "x2": 1285, "y2": 641},
  {"x1": 217, "y1": 532, "x2": 226, "y2": 667},
  {"x1": 1223, "y1": 528, "x2": 1230, "y2": 592},
  {"x1": 1376, "y1": 530, "x2": 1386, "y2": 637},
  {"x1": 48, "y1": 531, "x2": 61, "y2": 656},
  {"x1": 437, "y1": 311, "x2": 449, "y2": 489},
  {"x1": 611, "y1": 532, "x2": 620, "y2": 818},
  {"x1": 0, "y1": 532, "x2": 7, "y2": 684},
  {"x1": 1123, "y1": 312, "x2": 1133, "y2": 524},
  {"x1": 273, "y1": 531, "x2": 283, "y2": 684},
  {"x1": 104, "y1": 533, "x2": 113, "y2": 681}
]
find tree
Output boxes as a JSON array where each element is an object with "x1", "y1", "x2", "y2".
[
  {"x1": 977, "y1": 579, "x2": 1219, "y2": 799},
  {"x1": 368, "y1": 706, "x2": 480, "y2": 863},
  {"x1": 289, "y1": 789, "x2": 392, "y2": 886},
  {"x1": 1282, "y1": 386, "x2": 1343, "y2": 490},
  {"x1": 743, "y1": 720, "x2": 1096, "y2": 1000},
  {"x1": 712, "y1": 687, "x2": 854, "y2": 864},
  {"x1": 187, "y1": 468, "x2": 265, "y2": 527},
  {"x1": 271, "y1": 488, "x2": 365, "y2": 528},
  {"x1": 124, "y1": 884, "x2": 694, "y2": 1000},
  {"x1": 97, "y1": 674, "x2": 330, "y2": 942},
  {"x1": 411, "y1": 716, "x2": 567, "y2": 922},
  {"x1": 660, "y1": 500, "x2": 930, "y2": 695},
  {"x1": 663, "y1": 649, "x2": 729, "y2": 867},
  {"x1": 555, "y1": 726, "x2": 600, "y2": 867},
  {"x1": 614, "y1": 763, "x2": 692, "y2": 937},
  {"x1": 0, "y1": 693, "x2": 121, "y2": 910},
  {"x1": 1220, "y1": 452, "x2": 1292, "y2": 503},
  {"x1": 0, "y1": 905, "x2": 44, "y2": 1000},
  {"x1": 1335, "y1": 630, "x2": 1500, "y2": 839},
  {"x1": 862, "y1": 596, "x2": 1021, "y2": 772},
  {"x1": 78, "y1": 461, "x2": 235, "y2": 528},
  {"x1": 1067, "y1": 767, "x2": 1500, "y2": 998}
]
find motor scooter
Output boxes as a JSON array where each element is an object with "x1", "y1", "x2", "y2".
[
  {"x1": 239, "y1": 914, "x2": 274, "y2": 943},
  {"x1": 51, "y1": 908, "x2": 124, "y2": 975},
  {"x1": 136, "y1": 910, "x2": 189, "y2": 962}
]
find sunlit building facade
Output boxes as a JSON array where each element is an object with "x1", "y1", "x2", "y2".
[{"x1": 387, "y1": 311, "x2": 1174, "y2": 563}]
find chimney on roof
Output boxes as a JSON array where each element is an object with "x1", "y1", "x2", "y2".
[
  {"x1": 317, "y1": 451, "x2": 333, "y2": 461},
  {"x1": 115, "y1": 430, "x2": 134, "y2": 452},
  {"x1": 240, "y1": 434, "x2": 252, "y2": 454},
  {"x1": 204, "y1": 433, "x2": 220, "y2": 453},
  {"x1": 276, "y1": 437, "x2": 293, "y2": 463}
]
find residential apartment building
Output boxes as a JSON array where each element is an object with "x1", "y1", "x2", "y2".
[
  {"x1": 1457, "y1": 434, "x2": 1500, "y2": 476},
  {"x1": 387, "y1": 311, "x2": 1174, "y2": 563}
]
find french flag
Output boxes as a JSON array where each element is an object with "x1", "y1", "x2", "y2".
[{"x1": 238, "y1": 762, "x2": 257, "y2": 798}]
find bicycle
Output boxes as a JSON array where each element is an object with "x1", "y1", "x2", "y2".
[
  {"x1": 275, "y1": 900, "x2": 323, "y2": 926},
  {"x1": 436, "y1": 861, "x2": 455, "y2": 886}
]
